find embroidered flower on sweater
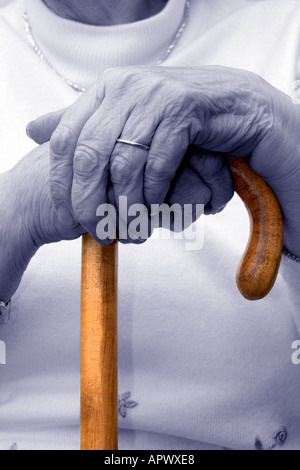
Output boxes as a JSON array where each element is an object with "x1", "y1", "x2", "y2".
[
  {"x1": 270, "y1": 427, "x2": 288, "y2": 450},
  {"x1": 118, "y1": 392, "x2": 138, "y2": 418},
  {"x1": 255, "y1": 427, "x2": 288, "y2": 451}
]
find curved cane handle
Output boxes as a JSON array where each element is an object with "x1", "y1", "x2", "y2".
[
  {"x1": 79, "y1": 157, "x2": 284, "y2": 450},
  {"x1": 229, "y1": 157, "x2": 284, "y2": 301}
]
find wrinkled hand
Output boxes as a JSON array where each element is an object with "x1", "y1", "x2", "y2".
[
  {"x1": 0, "y1": 140, "x2": 231, "y2": 302},
  {"x1": 0, "y1": 143, "x2": 85, "y2": 301},
  {"x1": 27, "y1": 66, "x2": 300, "y2": 254}
]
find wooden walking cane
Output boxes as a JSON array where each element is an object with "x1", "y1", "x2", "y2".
[
  {"x1": 81, "y1": 236, "x2": 118, "y2": 451},
  {"x1": 80, "y1": 158, "x2": 283, "y2": 451}
]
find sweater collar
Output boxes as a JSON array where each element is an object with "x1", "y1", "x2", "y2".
[{"x1": 24, "y1": 0, "x2": 187, "y2": 90}]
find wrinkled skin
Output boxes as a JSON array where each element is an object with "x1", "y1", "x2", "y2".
[{"x1": 1, "y1": 65, "x2": 300, "y2": 301}]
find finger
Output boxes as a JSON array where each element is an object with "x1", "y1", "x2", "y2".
[
  {"x1": 189, "y1": 149, "x2": 234, "y2": 215},
  {"x1": 49, "y1": 83, "x2": 106, "y2": 227},
  {"x1": 144, "y1": 123, "x2": 190, "y2": 209},
  {"x1": 166, "y1": 166, "x2": 211, "y2": 230},
  {"x1": 110, "y1": 114, "x2": 156, "y2": 244},
  {"x1": 71, "y1": 99, "x2": 126, "y2": 241},
  {"x1": 107, "y1": 180, "x2": 149, "y2": 245},
  {"x1": 26, "y1": 108, "x2": 66, "y2": 144},
  {"x1": 111, "y1": 143, "x2": 149, "y2": 244}
]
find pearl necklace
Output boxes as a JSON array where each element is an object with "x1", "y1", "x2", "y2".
[{"x1": 23, "y1": 1, "x2": 191, "y2": 93}]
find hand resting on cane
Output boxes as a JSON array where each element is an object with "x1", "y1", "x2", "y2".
[
  {"x1": 2, "y1": 64, "x2": 300, "y2": 303},
  {"x1": 28, "y1": 65, "x2": 300, "y2": 258},
  {"x1": 0, "y1": 141, "x2": 227, "y2": 302}
]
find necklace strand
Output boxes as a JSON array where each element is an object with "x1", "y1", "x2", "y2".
[{"x1": 23, "y1": 1, "x2": 190, "y2": 93}]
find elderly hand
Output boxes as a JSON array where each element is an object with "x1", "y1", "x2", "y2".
[
  {"x1": 0, "y1": 144, "x2": 85, "y2": 302},
  {"x1": 0, "y1": 141, "x2": 229, "y2": 300},
  {"x1": 27, "y1": 66, "x2": 300, "y2": 255}
]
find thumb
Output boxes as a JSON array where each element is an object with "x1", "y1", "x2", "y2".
[{"x1": 26, "y1": 108, "x2": 66, "y2": 144}]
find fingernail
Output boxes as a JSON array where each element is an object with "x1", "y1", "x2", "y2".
[{"x1": 57, "y1": 207, "x2": 77, "y2": 228}]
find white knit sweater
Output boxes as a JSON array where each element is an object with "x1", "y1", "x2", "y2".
[{"x1": 0, "y1": 0, "x2": 300, "y2": 451}]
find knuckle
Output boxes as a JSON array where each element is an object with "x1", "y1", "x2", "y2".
[
  {"x1": 147, "y1": 155, "x2": 175, "y2": 182},
  {"x1": 50, "y1": 178, "x2": 67, "y2": 205},
  {"x1": 102, "y1": 67, "x2": 139, "y2": 101},
  {"x1": 191, "y1": 153, "x2": 228, "y2": 180},
  {"x1": 210, "y1": 180, "x2": 234, "y2": 214},
  {"x1": 110, "y1": 153, "x2": 134, "y2": 183},
  {"x1": 74, "y1": 145, "x2": 99, "y2": 178},
  {"x1": 102, "y1": 67, "x2": 123, "y2": 87},
  {"x1": 50, "y1": 125, "x2": 75, "y2": 157},
  {"x1": 200, "y1": 185, "x2": 212, "y2": 205},
  {"x1": 102, "y1": 66, "x2": 119, "y2": 79},
  {"x1": 72, "y1": 202, "x2": 95, "y2": 229}
]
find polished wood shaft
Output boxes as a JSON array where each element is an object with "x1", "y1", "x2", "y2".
[{"x1": 79, "y1": 158, "x2": 284, "y2": 450}]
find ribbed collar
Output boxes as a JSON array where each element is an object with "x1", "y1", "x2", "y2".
[{"x1": 24, "y1": 0, "x2": 187, "y2": 89}]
